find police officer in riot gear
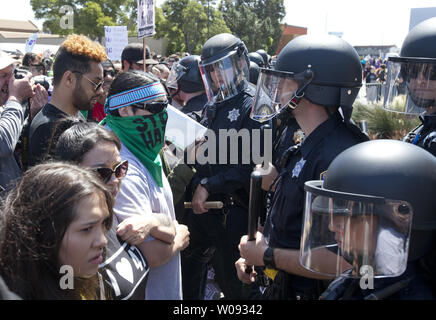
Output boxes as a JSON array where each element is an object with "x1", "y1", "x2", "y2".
[
  {"x1": 236, "y1": 35, "x2": 369, "y2": 300},
  {"x1": 301, "y1": 139, "x2": 436, "y2": 299},
  {"x1": 248, "y1": 52, "x2": 265, "y2": 69},
  {"x1": 384, "y1": 17, "x2": 436, "y2": 157},
  {"x1": 166, "y1": 55, "x2": 207, "y2": 122},
  {"x1": 249, "y1": 61, "x2": 260, "y2": 86},
  {"x1": 181, "y1": 33, "x2": 265, "y2": 300},
  {"x1": 256, "y1": 49, "x2": 270, "y2": 68}
]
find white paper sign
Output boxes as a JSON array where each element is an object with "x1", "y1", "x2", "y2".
[
  {"x1": 165, "y1": 105, "x2": 207, "y2": 150},
  {"x1": 104, "y1": 26, "x2": 128, "y2": 61},
  {"x1": 25, "y1": 33, "x2": 38, "y2": 53},
  {"x1": 137, "y1": 0, "x2": 155, "y2": 38}
]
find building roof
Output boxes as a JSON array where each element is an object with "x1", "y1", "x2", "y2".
[
  {"x1": 281, "y1": 24, "x2": 307, "y2": 35},
  {"x1": 0, "y1": 31, "x2": 62, "y2": 39},
  {"x1": 0, "y1": 19, "x2": 39, "y2": 33}
]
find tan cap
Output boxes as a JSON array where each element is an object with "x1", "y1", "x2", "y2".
[{"x1": 0, "y1": 50, "x2": 15, "y2": 70}]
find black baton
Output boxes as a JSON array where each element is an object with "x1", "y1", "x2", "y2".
[{"x1": 245, "y1": 170, "x2": 263, "y2": 274}]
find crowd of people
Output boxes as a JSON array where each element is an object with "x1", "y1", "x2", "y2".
[{"x1": 0, "y1": 16, "x2": 435, "y2": 301}]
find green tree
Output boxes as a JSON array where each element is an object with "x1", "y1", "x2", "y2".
[
  {"x1": 157, "y1": 0, "x2": 230, "y2": 55},
  {"x1": 30, "y1": 0, "x2": 137, "y2": 42},
  {"x1": 219, "y1": 0, "x2": 285, "y2": 54}
]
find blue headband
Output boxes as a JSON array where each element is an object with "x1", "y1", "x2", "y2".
[{"x1": 104, "y1": 81, "x2": 167, "y2": 113}]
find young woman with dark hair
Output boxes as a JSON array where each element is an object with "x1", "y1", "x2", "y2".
[
  {"x1": 0, "y1": 162, "x2": 113, "y2": 300},
  {"x1": 54, "y1": 121, "x2": 176, "y2": 299}
]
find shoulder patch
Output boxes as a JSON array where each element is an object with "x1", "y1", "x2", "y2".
[{"x1": 320, "y1": 170, "x2": 327, "y2": 181}]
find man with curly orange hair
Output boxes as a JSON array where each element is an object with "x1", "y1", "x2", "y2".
[{"x1": 28, "y1": 34, "x2": 107, "y2": 166}]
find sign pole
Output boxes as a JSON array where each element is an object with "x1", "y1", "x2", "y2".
[{"x1": 146, "y1": 37, "x2": 147, "y2": 72}]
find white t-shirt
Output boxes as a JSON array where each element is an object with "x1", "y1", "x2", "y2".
[{"x1": 113, "y1": 141, "x2": 182, "y2": 300}]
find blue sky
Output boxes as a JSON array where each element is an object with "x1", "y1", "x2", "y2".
[{"x1": 3, "y1": 0, "x2": 436, "y2": 47}]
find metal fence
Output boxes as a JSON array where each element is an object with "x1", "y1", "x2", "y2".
[{"x1": 357, "y1": 82, "x2": 386, "y2": 104}]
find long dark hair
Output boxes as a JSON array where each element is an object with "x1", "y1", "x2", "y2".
[
  {"x1": 0, "y1": 162, "x2": 114, "y2": 300},
  {"x1": 54, "y1": 121, "x2": 121, "y2": 163}
]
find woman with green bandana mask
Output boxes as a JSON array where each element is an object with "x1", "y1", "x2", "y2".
[{"x1": 101, "y1": 70, "x2": 190, "y2": 300}]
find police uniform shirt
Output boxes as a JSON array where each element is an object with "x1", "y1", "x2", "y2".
[
  {"x1": 410, "y1": 115, "x2": 436, "y2": 156},
  {"x1": 264, "y1": 111, "x2": 366, "y2": 249},
  {"x1": 193, "y1": 90, "x2": 263, "y2": 196},
  {"x1": 182, "y1": 93, "x2": 208, "y2": 123}
]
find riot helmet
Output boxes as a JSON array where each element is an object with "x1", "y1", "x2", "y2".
[
  {"x1": 256, "y1": 49, "x2": 270, "y2": 67},
  {"x1": 199, "y1": 33, "x2": 250, "y2": 104},
  {"x1": 248, "y1": 52, "x2": 264, "y2": 68},
  {"x1": 384, "y1": 17, "x2": 436, "y2": 116},
  {"x1": 300, "y1": 140, "x2": 436, "y2": 279},
  {"x1": 249, "y1": 61, "x2": 260, "y2": 86},
  {"x1": 167, "y1": 55, "x2": 204, "y2": 93},
  {"x1": 250, "y1": 35, "x2": 362, "y2": 123}
]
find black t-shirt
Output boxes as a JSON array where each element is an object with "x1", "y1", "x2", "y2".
[
  {"x1": 100, "y1": 221, "x2": 149, "y2": 300},
  {"x1": 28, "y1": 103, "x2": 84, "y2": 166},
  {"x1": 264, "y1": 112, "x2": 368, "y2": 249}
]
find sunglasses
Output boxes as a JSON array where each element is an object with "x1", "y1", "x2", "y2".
[
  {"x1": 104, "y1": 69, "x2": 117, "y2": 78},
  {"x1": 73, "y1": 71, "x2": 104, "y2": 92},
  {"x1": 93, "y1": 160, "x2": 128, "y2": 184}
]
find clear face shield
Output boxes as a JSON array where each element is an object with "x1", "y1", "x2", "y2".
[
  {"x1": 300, "y1": 181, "x2": 413, "y2": 278},
  {"x1": 383, "y1": 57, "x2": 436, "y2": 116},
  {"x1": 166, "y1": 61, "x2": 187, "y2": 90},
  {"x1": 199, "y1": 49, "x2": 249, "y2": 104},
  {"x1": 250, "y1": 68, "x2": 314, "y2": 123}
]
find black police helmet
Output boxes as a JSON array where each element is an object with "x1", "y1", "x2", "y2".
[
  {"x1": 249, "y1": 61, "x2": 260, "y2": 85},
  {"x1": 256, "y1": 49, "x2": 269, "y2": 66},
  {"x1": 248, "y1": 52, "x2": 264, "y2": 68},
  {"x1": 178, "y1": 55, "x2": 204, "y2": 93},
  {"x1": 323, "y1": 139, "x2": 436, "y2": 260},
  {"x1": 275, "y1": 35, "x2": 362, "y2": 111},
  {"x1": 401, "y1": 17, "x2": 436, "y2": 59},
  {"x1": 201, "y1": 33, "x2": 248, "y2": 66}
]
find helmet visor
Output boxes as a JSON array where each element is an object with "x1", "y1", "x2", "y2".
[
  {"x1": 250, "y1": 68, "x2": 313, "y2": 123},
  {"x1": 383, "y1": 57, "x2": 436, "y2": 116},
  {"x1": 300, "y1": 180, "x2": 413, "y2": 278},
  {"x1": 199, "y1": 50, "x2": 249, "y2": 104},
  {"x1": 166, "y1": 61, "x2": 187, "y2": 90}
]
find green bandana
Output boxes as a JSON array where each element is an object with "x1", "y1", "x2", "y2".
[{"x1": 101, "y1": 109, "x2": 168, "y2": 187}]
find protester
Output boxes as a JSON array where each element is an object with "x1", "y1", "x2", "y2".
[
  {"x1": 53, "y1": 120, "x2": 179, "y2": 299},
  {"x1": 0, "y1": 162, "x2": 114, "y2": 299},
  {"x1": 121, "y1": 43, "x2": 150, "y2": 72},
  {"x1": 91, "y1": 59, "x2": 117, "y2": 122},
  {"x1": 102, "y1": 70, "x2": 190, "y2": 300},
  {"x1": 0, "y1": 51, "x2": 36, "y2": 192},
  {"x1": 28, "y1": 34, "x2": 107, "y2": 166}
]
